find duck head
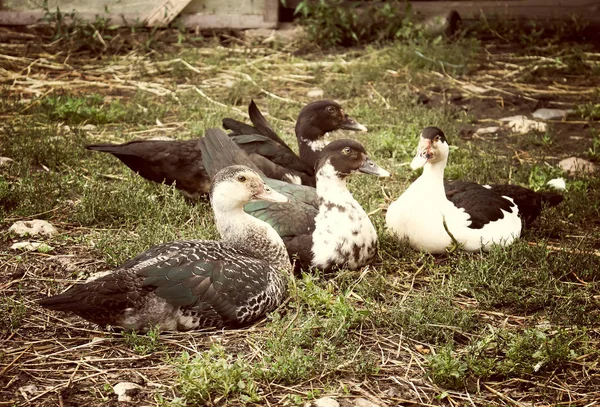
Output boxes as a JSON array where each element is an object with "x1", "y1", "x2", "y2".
[
  {"x1": 210, "y1": 165, "x2": 288, "y2": 209},
  {"x1": 296, "y1": 100, "x2": 367, "y2": 140},
  {"x1": 410, "y1": 127, "x2": 449, "y2": 170},
  {"x1": 316, "y1": 139, "x2": 390, "y2": 179}
]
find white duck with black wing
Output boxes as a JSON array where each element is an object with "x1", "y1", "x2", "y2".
[{"x1": 386, "y1": 127, "x2": 522, "y2": 253}]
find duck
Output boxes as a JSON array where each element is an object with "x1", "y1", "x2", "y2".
[
  {"x1": 86, "y1": 100, "x2": 366, "y2": 198},
  {"x1": 200, "y1": 128, "x2": 390, "y2": 272},
  {"x1": 223, "y1": 99, "x2": 368, "y2": 187},
  {"x1": 386, "y1": 127, "x2": 562, "y2": 254},
  {"x1": 38, "y1": 159, "x2": 292, "y2": 332}
]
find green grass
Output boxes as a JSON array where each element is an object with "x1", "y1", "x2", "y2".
[{"x1": 1, "y1": 20, "x2": 599, "y2": 406}]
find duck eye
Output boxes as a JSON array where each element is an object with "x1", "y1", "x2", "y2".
[
  {"x1": 237, "y1": 175, "x2": 247, "y2": 182},
  {"x1": 434, "y1": 135, "x2": 440, "y2": 142},
  {"x1": 326, "y1": 106, "x2": 336, "y2": 114},
  {"x1": 342, "y1": 147, "x2": 352, "y2": 155}
]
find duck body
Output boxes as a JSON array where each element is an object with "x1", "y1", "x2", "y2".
[
  {"x1": 311, "y1": 163, "x2": 378, "y2": 270},
  {"x1": 386, "y1": 127, "x2": 522, "y2": 253},
  {"x1": 39, "y1": 163, "x2": 291, "y2": 331},
  {"x1": 87, "y1": 139, "x2": 209, "y2": 198},
  {"x1": 200, "y1": 129, "x2": 389, "y2": 272}
]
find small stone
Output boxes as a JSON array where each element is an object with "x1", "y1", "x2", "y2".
[
  {"x1": 475, "y1": 126, "x2": 500, "y2": 135},
  {"x1": 81, "y1": 124, "x2": 97, "y2": 131},
  {"x1": 0, "y1": 157, "x2": 14, "y2": 167},
  {"x1": 415, "y1": 344, "x2": 430, "y2": 354},
  {"x1": 532, "y1": 108, "x2": 572, "y2": 121},
  {"x1": 558, "y1": 157, "x2": 598, "y2": 175},
  {"x1": 307, "y1": 88, "x2": 324, "y2": 98},
  {"x1": 546, "y1": 177, "x2": 566, "y2": 191},
  {"x1": 10, "y1": 242, "x2": 54, "y2": 252},
  {"x1": 19, "y1": 384, "x2": 38, "y2": 394},
  {"x1": 500, "y1": 115, "x2": 547, "y2": 134},
  {"x1": 113, "y1": 382, "x2": 142, "y2": 403},
  {"x1": 314, "y1": 396, "x2": 339, "y2": 407},
  {"x1": 9, "y1": 219, "x2": 58, "y2": 237},
  {"x1": 354, "y1": 398, "x2": 381, "y2": 407}
]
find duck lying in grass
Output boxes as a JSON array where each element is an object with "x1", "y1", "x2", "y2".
[
  {"x1": 386, "y1": 127, "x2": 563, "y2": 253},
  {"x1": 200, "y1": 128, "x2": 389, "y2": 272},
  {"x1": 223, "y1": 99, "x2": 367, "y2": 187},
  {"x1": 86, "y1": 100, "x2": 366, "y2": 198},
  {"x1": 39, "y1": 163, "x2": 291, "y2": 332}
]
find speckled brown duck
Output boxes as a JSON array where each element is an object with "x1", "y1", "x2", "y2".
[{"x1": 39, "y1": 156, "x2": 291, "y2": 332}]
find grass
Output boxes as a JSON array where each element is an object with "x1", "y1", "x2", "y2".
[{"x1": 1, "y1": 17, "x2": 599, "y2": 406}]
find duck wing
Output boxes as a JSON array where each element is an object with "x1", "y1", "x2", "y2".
[
  {"x1": 486, "y1": 184, "x2": 563, "y2": 225},
  {"x1": 39, "y1": 240, "x2": 283, "y2": 329},
  {"x1": 444, "y1": 180, "x2": 516, "y2": 229},
  {"x1": 445, "y1": 180, "x2": 563, "y2": 226},
  {"x1": 86, "y1": 139, "x2": 209, "y2": 197}
]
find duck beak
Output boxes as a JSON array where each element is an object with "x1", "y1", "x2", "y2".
[
  {"x1": 359, "y1": 157, "x2": 391, "y2": 177},
  {"x1": 254, "y1": 184, "x2": 288, "y2": 203},
  {"x1": 341, "y1": 116, "x2": 368, "y2": 132},
  {"x1": 410, "y1": 139, "x2": 432, "y2": 170}
]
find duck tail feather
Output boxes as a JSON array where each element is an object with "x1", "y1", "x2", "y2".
[
  {"x1": 38, "y1": 293, "x2": 81, "y2": 311},
  {"x1": 201, "y1": 128, "x2": 264, "y2": 180},
  {"x1": 248, "y1": 100, "x2": 292, "y2": 149},
  {"x1": 85, "y1": 144, "x2": 120, "y2": 153},
  {"x1": 222, "y1": 118, "x2": 258, "y2": 135},
  {"x1": 539, "y1": 191, "x2": 564, "y2": 207}
]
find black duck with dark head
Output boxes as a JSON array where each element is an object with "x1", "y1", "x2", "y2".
[
  {"x1": 223, "y1": 99, "x2": 367, "y2": 187},
  {"x1": 86, "y1": 100, "x2": 366, "y2": 198}
]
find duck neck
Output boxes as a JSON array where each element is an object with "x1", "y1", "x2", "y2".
[
  {"x1": 296, "y1": 121, "x2": 327, "y2": 169},
  {"x1": 419, "y1": 157, "x2": 448, "y2": 195},
  {"x1": 315, "y1": 165, "x2": 352, "y2": 203},
  {"x1": 213, "y1": 205, "x2": 290, "y2": 272}
]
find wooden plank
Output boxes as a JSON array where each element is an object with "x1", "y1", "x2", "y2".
[
  {"x1": 2, "y1": 0, "x2": 156, "y2": 15},
  {"x1": 0, "y1": 10, "x2": 143, "y2": 26},
  {"x1": 145, "y1": 0, "x2": 193, "y2": 26},
  {"x1": 182, "y1": 0, "x2": 266, "y2": 15},
  {"x1": 264, "y1": 0, "x2": 279, "y2": 23},
  {"x1": 178, "y1": 13, "x2": 277, "y2": 28},
  {"x1": 0, "y1": 10, "x2": 276, "y2": 28}
]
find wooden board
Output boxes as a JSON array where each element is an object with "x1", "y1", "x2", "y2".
[
  {"x1": 146, "y1": 0, "x2": 193, "y2": 27},
  {"x1": 0, "y1": 0, "x2": 279, "y2": 28}
]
